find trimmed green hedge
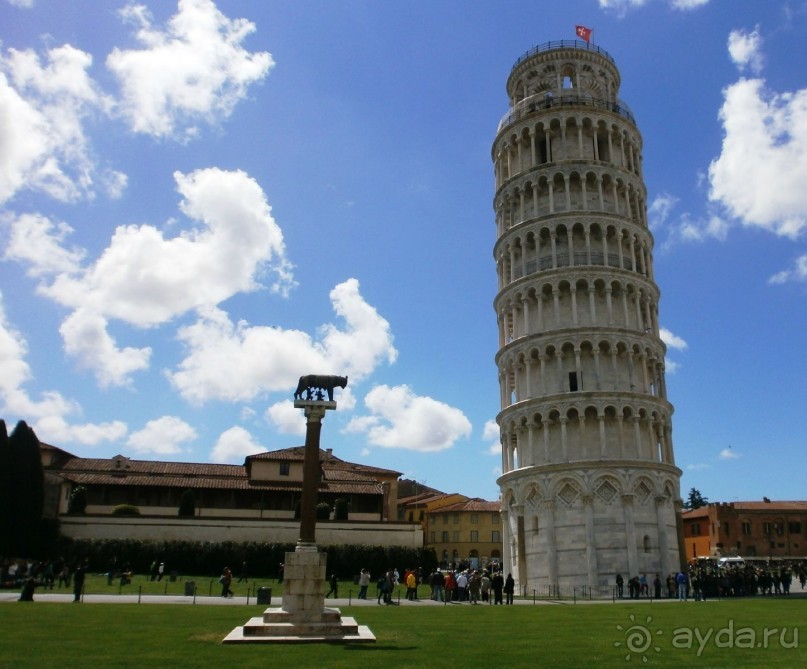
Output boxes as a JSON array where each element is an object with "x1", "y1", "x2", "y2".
[{"x1": 54, "y1": 537, "x2": 437, "y2": 580}]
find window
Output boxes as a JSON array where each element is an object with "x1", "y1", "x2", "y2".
[
  {"x1": 789, "y1": 522, "x2": 802, "y2": 534},
  {"x1": 470, "y1": 514, "x2": 479, "y2": 524},
  {"x1": 492, "y1": 531, "x2": 501, "y2": 542},
  {"x1": 690, "y1": 523, "x2": 701, "y2": 536},
  {"x1": 569, "y1": 372, "x2": 580, "y2": 392},
  {"x1": 763, "y1": 522, "x2": 772, "y2": 535},
  {"x1": 470, "y1": 530, "x2": 479, "y2": 543},
  {"x1": 430, "y1": 532, "x2": 435, "y2": 543},
  {"x1": 442, "y1": 515, "x2": 448, "y2": 524},
  {"x1": 492, "y1": 513, "x2": 500, "y2": 524},
  {"x1": 452, "y1": 531, "x2": 460, "y2": 542},
  {"x1": 441, "y1": 531, "x2": 449, "y2": 542},
  {"x1": 742, "y1": 521, "x2": 751, "y2": 536},
  {"x1": 279, "y1": 462, "x2": 290, "y2": 476},
  {"x1": 775, "y1": 522, "x2": 784, "y2": 536},
  {"x1": 723, "y1": 522, "x2": 730, "y2": 536},
  {"x1": 453, "y1": 513, "x2": 460, "y2": 524}
]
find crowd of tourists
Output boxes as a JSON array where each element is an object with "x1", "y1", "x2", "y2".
[
  {"x1": 353, "y1": 562, "x2": 516, "y2": 605},
  {"x1": 616, "y1": 560, "x2": 807, "y2": 601}
]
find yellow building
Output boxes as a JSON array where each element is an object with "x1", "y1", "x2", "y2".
[{"x1": 427, "y1": 498, "x2": 502, "y2": 570}]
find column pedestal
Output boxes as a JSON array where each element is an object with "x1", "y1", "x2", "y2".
[{"x1": 223, "y1": 544, "x2": 375, "y2": 643}]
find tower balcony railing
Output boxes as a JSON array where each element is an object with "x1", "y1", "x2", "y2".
[
  {"x1": 498, "y1": 93, "x2": 635, "y2": 132},
  {"x1": 512, "y1": 40, "x2": 616, "y2": 68},
  {"x1": 510, "y1": 252, "x2": 633, "y2": 280}
]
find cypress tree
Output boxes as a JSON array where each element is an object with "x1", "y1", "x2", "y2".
[
  {"x1": 0, "y1": 420, "x2": 12, "y2": 555},
  {"x1": 9, "y1": 420, "x2": 44, "y2": 555}
]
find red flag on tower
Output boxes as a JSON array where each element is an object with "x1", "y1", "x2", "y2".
[{"x1": 575, "y1": 25, "x2": 593, "y2": 42}]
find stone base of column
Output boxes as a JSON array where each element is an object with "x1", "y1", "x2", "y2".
[{"x1": 223, "y1": 547, "x2": 375, "y2": 644}]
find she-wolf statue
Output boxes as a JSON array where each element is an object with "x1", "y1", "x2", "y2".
[{"x1": 293, "y1": 375, "x2": 348, "y2": 402}]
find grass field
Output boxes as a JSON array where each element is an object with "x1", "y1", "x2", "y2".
[{"x1": 0, "y1": 592, "x2": 803, "y2": 669}]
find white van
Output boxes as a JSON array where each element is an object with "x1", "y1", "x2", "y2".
[{"x1": 717, "y1": 557, "x2": 745, "y2": 568}]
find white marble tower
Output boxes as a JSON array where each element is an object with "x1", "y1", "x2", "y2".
[{"x1": 493, "y1": 41, "x2": 684, "y2": 590}]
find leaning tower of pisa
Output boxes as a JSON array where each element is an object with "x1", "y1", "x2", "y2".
[{"x1": 493, "y1": 40, "x2": 684, "y2": 590}]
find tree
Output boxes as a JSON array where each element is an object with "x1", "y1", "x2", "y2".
[
  {"x1": 684, "y1": 487, "x2": 709, "y2": 510},
  {"x1": 68, "y1": 486, "x2": 88, "y2": 514},
  {"x1": 9, "y1": 421, "x2": 45, "y2": 555},
  {"x1": 0, "y1": 420, "x2": 12, "y2": 554}
]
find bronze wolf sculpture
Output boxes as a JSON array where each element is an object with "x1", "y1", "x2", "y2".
[{"x1": 293, "y1": 375, "x2": 348, "y2": 402}]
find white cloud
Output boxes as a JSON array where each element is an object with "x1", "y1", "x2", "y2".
[
  {"x1": 210, "y1": 425, "x2": 265, "y2": 462},
  {"x1": 59, "y1": 309, "x2": 152, "y2": 388},
  {"x1": 768, "y1": 254, "x2": 807, "y2": 284},
  {"x1": 345, "y1": 384, "x2": 472, "y2": 453},
  {"x1": 126, "y1": 415, "x2": 197, "y2": 455},
  {"x1": 34, "y1": 415, "x2": 128, "y2": 447},
  {"x1": 6, "y1": 0, "x2": 35, "y2": 7},
  {"x1": 709, "y1": 78, "x2": 807, "y2": 239},
  {"x1": 686, "y1": 463, "x2": 713, "y2": 471},
  {"x1": 168, "y1": 278, "x2": 396, "y2": 404},
  {"x1": 265, "y1": 400, "x2": 306, "y2": 437},
  {"x1": 107, "y1": 0, "x2": 273, "y2": 140},
  {"x1": 648, "y1": 193, "x2": 678, "y2": 231},
  {"x1": 0, "y1": 44, "x2": 111, "y2": 204},
  {"x1": 483, "y1": 419, "x2": 501, "y2": 456},
  {"x1": 8, "y1": 168, "x2": 294, "y2": 387},
  {"x1": 598, "y1": 0, "x2": 708, "y2": 14},
  {"x1": 5, "y1": 213, "x2": 85, "y2": 277},
  {"x1": 728, "y1": 27, "x2": 764, "y2": 74},
  {"x1": 660, "y1": 327, "x2": 688, "y2": 351},
  {"x1": 719, "y1": 447, "x2": 740, "y2": 460},
  {"x1": 44, "y1": 168, "x2": 294, "y2": 327},
  {"x1": 0, "y1": 290, "x2": 128, "y2": 445}
]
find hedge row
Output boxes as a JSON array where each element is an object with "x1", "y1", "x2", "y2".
[{"x1": 56, "y1": 537, "x2": 437, "y2": 580}]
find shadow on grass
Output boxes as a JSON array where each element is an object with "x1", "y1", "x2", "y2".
[{"x1": 343, "y1": 646, "x2": 419, "y2": 651}]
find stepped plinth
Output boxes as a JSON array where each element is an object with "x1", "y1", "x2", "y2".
[{"x1": 223, "y1": 545, "x2": 375, "y2": 644}]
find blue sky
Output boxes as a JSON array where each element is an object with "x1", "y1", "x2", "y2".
[{"x1": 1, "y1": 0, "x2": 805, "y2": 505}]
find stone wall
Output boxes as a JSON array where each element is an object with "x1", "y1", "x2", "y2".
[{"x1": 60, "y1": 515, "x2": 423, "y2": 548}]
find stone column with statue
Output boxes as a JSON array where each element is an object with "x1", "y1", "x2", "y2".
[{"x1": 224, "y1": 374, "x2": 374, "y2": 644}]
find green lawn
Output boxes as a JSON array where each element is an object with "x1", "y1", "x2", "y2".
[{"x1": 0, "y1": 595, "x2": 804, "y2": 668}]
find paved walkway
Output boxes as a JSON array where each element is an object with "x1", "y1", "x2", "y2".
[{"x1": 1, "y1": 590, "x2": 676, "y2": 607}]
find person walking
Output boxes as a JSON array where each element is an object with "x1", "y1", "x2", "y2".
[
  {"x1": 220, "y1": 566, "x2": 234, "y2": 598},
  {"x1": 491, "y1": 571, "x2": 504, "y2": 605},
  {"x1": 73, "y1": 559, "x2": 87, "y2": 602},
  {"x1": 325, "y1": 573, "x2": 338, "y2": 599},
  {"x1": 504, "y1": 572, "x2": 515, "y2": 605},
  {"x1": 358, "y1": 569, "x2": 370, "y2": 599}
]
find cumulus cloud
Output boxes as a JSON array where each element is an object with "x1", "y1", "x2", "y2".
[
  {"x1": 7, "y1": 167, "x2": 294, "y2": 387},
  {"x1": 719, "y1": 446, "x2": 740, "y2": 460},
  {"x1": 660, "y1": 327, "x2": 687, "y2": 374},
  {"x1": 768, "y1": 254, "x2": 807, "y2": 284},
  {"x1": 4, "y1": 213, "x2": 86, "y2": 276},
  {"x1": 210, "y1": 425, "x2": 265, "y2": 462},
  {"x1": 0, "y1": 43, "x2": 113, "y2": 204},
  {"x1": 126, "y1": 415, "x2": 197, "y2": 455},
  {"x1": 0, "y1": 290, "x2": 128, "y2": 445},
  {"x1": 709, "y1": 71, "x2": 807, "y2": 239},
  {"x1": 168, "y1": 278, "x2": 396, "y2": 404},
  {"x1": 660, "y1": 327, "x2": 688, "y2": 351},
  {"x1": 728, "y1": 27, "x2": 764, "y2": 74},
  {"x1": 107, "y1": 0, "x2": 273, "y2": 140},
  {"x1": 265, "y1": 400, "x2": 306, "y2": 437},
  {"x1": 345, "y1": 384, "x2": 472, "y2": 453},
  {"x1": 483, "y1": 419, "x2": 501, "y2": 456},
  {"x1": 598, "y1": 0, "x2": 708, "y2": 15}
]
